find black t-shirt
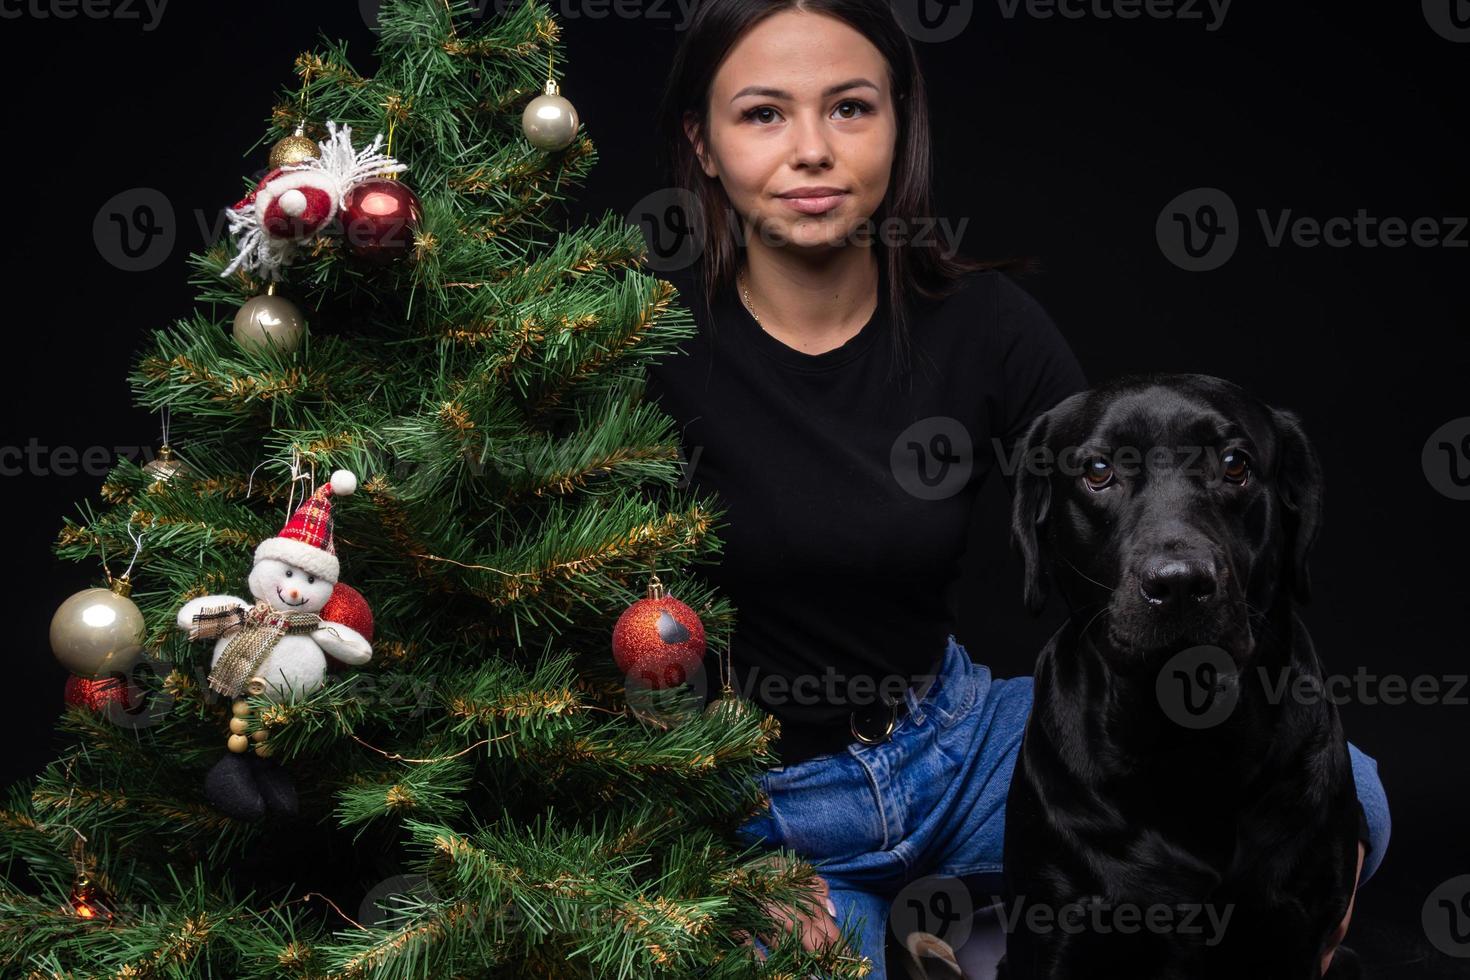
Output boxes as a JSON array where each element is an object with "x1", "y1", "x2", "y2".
[{"x1": 643, "y1": 262, "x2": 1088, "y2": 764}]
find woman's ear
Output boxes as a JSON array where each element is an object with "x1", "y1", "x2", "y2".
[
  {"x1": 683, "y1": 112, "x2": 715, "y2": 178},
  {"x1": 1009, "y1": 410, "x2": 1054, "y2": 616},
  {"x1": 1267, "y1": 406, "x2": 1325, "y2": 604}
]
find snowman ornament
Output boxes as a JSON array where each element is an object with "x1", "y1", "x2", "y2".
[{"x1": 177, "y1": 469, "x2": 371, "y2": 819}]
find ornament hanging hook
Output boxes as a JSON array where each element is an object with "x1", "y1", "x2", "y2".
[{"x1": 121, "y1": 517, "x2": 144, "y2": 580}]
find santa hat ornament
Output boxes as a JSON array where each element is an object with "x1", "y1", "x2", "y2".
[
  {"x1": 221, "y1": 120, "x2": 407, "y2": 280},
  {"x1": 254, "y1": 469, "x2": 358, "y2": 583}
]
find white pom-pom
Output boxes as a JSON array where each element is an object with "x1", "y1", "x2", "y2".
[
  {"x1": 330, "y1": 469, "x2": 358, "y2": 496},
  {"x1": 280, "y1": 188, "x2": 307, "y2": 217}
]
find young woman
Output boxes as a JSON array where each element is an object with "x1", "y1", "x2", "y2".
[{"x1": 644, "y1": 1, "x2": 1391, "y2": 976}]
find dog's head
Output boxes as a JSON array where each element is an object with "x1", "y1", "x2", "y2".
[{"x1": 1010, "y1": 373, "x2": 1323, "y2": 664}]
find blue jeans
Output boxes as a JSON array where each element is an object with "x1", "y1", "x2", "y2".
[{"x1": 735, "y1": 633, "x2": 1392, "y2": 979}]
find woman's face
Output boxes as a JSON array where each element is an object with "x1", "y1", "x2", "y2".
[{"x1": 689, "y1": 10, "x2": 898, "y2": 255}]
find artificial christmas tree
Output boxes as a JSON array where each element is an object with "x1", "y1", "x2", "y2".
[{"x1": 0, "y1": 3, "x2": 871, "y2": 976}]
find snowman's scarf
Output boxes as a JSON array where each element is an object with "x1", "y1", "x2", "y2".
[{"x1": 190, "y1": 600, "x2": 322, "y2": 698}]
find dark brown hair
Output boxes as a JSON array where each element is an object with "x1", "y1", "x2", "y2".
[{"x1": 655, "y1": 0, "x2": 1027, "y2": 382}]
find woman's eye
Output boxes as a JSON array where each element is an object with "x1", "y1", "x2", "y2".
[
  {"x1": 1220, "y1": 449, "x2": 1250, "y2": 485},
  {"x1": 740, "y1": 100, "x2": 873, "y2": 124},
  {"x1": 1083, "y1": 457, "x2": 1115, "y2": 491}
]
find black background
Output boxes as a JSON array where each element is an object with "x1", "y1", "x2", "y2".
[{"x1": 1, "y1": 1, "x2": 1465, "y2": 974}]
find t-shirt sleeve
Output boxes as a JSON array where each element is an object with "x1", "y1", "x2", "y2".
[{"x1": 991, "y1": 272, "x2": 1089, "y2": 498}]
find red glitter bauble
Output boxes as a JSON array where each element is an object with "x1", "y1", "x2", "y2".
[
  {"x1": 340, "y1": 179, "x2": 421, "y2": 263},
  {"x1": 63, "y1": 674, "x2": 140, "y2": 713},
  {"x1": 612, "y1": 578, "x2": 706, "y2": 690},
  {"x1": 321, "y1": 582, "x2": 375, "y2": 673}
]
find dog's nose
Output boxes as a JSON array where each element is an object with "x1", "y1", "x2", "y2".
[{"x1": 1139, "y1": 557, "x2": 1217, "y2": 607}]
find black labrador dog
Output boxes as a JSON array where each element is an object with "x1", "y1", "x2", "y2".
[{"x1": 994, "y1": 373, "x2": 1363, "y2": 979}]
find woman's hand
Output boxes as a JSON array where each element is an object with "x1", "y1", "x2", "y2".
[
  {"x1": 1320, "y1": 840, "x2": 1366, "y2": 976},
  {"x1": 736, "y1": 855, "x2": 842, "y2": 960}
]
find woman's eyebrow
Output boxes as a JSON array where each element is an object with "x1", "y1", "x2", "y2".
[{"x1": 730, "y1": 78, "x2": 880, "y2": 102}]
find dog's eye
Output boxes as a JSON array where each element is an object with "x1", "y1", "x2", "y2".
[
  {"x1": 1220, "y1": 449, "x2": 1250, "y2": 485},
  {"x1": 1083, "y1": 457, "x2": 1115, "y2": 491}
]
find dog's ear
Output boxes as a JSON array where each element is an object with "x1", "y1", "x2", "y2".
[
  {"x1": 1008, "y1": 410, "x2": 1054, "y2": 615},
  {"x1": 1268, "y1": 406, "x2": 1324, "y2": 604}
]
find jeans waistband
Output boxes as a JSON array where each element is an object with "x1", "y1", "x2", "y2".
[{"x1": 768, "y1": 634, "x2": 965, "y2": 765}]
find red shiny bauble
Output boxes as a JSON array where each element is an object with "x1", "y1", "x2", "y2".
[
  {"x1": 321, "y1": 582, "x2": 375, "y2": 673},
  {"x1": 612, "y1": 579, "x2": 706, "y2": 690},
  {"x1": 340, "y1": 179, "x2": 421, "y2": 262},
  {"x1": 64, "y1": 674, "x2": 141, "y2": 713}
]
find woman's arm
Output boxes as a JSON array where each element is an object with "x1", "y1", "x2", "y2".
[
  {"x1": 1347, "y1": 740, "x2": 1390, "y2": 884},
  {"x1": 1321, "y1": 742, "x2": 1389, "y2": 974}
]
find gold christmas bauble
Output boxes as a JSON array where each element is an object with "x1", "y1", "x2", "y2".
[
  {"x1": 227, "y1": 734, "x2": 250, "y2": 753},
  {"x1": 231, "y1": 700, "x2": 253, "y2": 718},
  {"x1": 269, "y1": 131, "x2": 321, "y2": 169},
  {"x1": 704, "y1": 691, "x2": 760, "y2": 728},
  {"x1": 253, "y1": 742, "x2": 273, "y2": 758},
  {"x1": 49, "y1": 578, "x2": 145, "y2": 678},
  {"x1": 232, "y1": 291, "x2": 306, "y2": 354},
  {"x1": 228, "y1": 717, "x2": 250, "y2": 735},
  {"x1": 521, "y1": 80, "x2": 580, "y2": 151},
  {"x1": 142, "y1": 444, "x2": 192, "y2": 485}
]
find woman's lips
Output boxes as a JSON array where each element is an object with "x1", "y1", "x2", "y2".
[{"x1": 779, "y1": 193, "x2": 847, "y2": 215}]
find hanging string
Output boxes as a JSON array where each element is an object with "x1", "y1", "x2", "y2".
[
  {"x1": 298, "y1": 74, "x2": 311, "y2": 131},
  {"x1": 120, "y1": 519, "x2": 144, "y2": 580},
  {"x1": 245, "y1": 448, "x2": 314, "y2": 514},
  {"x1": 284, "y1": 447, "x2": 315, "y2": 517},
  {"x1": 159, "y1": 406, "x2": 170, "y2": 448},
  {"x1": 99, "y1": 517, "x2": 145, "y2": 589}
]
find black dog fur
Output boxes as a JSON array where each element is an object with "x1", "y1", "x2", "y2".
[{"x1": 995, "y1": 373, "x2": 1363, "y2": 979}]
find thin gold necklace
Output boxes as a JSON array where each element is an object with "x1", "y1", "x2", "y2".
[{"x1": 736, "y1": 270, "x2": 764, "y2": 329}]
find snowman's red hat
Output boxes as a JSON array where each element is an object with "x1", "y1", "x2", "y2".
[{"x1": 254, "y1": 469, "x2": 357, "y2": 583}]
